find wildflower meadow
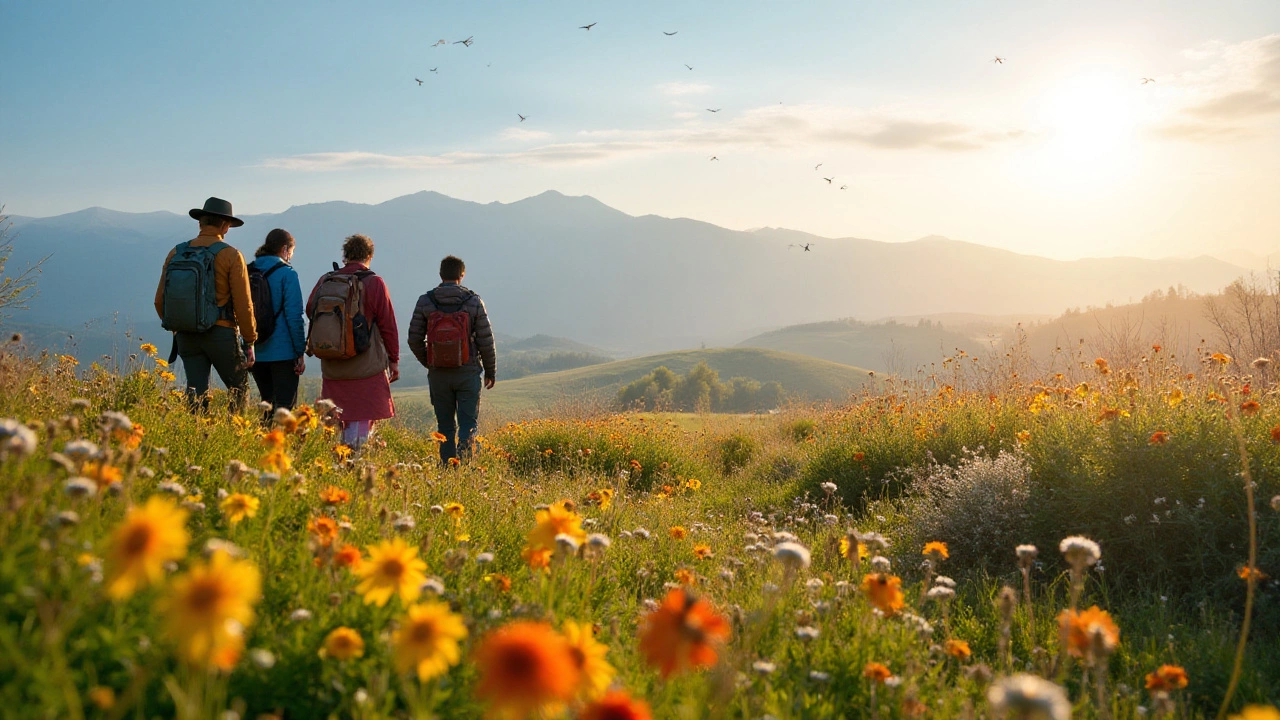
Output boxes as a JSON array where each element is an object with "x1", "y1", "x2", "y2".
[{"x1": 1, "y1": 342, "x2": 1278, "y2": 719}]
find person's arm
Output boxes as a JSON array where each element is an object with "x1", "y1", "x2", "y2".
[
  {"x1": 406, "y1": 297, "x2": 430, "y2": 369},
  {"x1": 223, "y1": 248, "x2": 258, "y2": 344},
  {"x1": 284, "y1": 268, "x2": 307, "y2": 357},
  {"x1": 472, "y1": 296, "x2": 496, "y2": 384},
  {"x1": 366, "y1": 277, "x2": 400, "y2": 380},
  {"x1": 154, "y1": 248, "x2": 177, "y2": 320}
]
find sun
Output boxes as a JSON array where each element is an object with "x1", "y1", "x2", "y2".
[{"x1": 1034, "y1": 71, "x2": 1142, "y2": 184}]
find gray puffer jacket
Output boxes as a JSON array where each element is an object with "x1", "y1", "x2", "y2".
[{"x1": 407, "y1": 282, "x2": 496, "y2": 377}]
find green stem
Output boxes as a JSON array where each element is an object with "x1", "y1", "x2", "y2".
[{"x1": 1215, "y1": 384, "x2": 1259, "y2": 720}]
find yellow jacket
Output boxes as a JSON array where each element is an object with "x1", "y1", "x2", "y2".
[{"x1": 154, "y1": 229, "x2": 258, "y2": 343}]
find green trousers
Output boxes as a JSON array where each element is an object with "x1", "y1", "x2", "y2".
[{"x1": 175, "y1": 325, "x2": 248, "y2": 411}]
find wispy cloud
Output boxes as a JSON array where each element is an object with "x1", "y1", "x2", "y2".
[
  {"x1": 500, "y1": 127, "x2": 552, "y2": 142},
  {"x1": 260, "y1": 105, "x2": 1023, "y2": 172},
  {"x1": 658, "y1": 81, "x2": 712, "y2": 96},
  {"x1": 1155, "y1": 34, "x2": 1280, "y2": 142}
]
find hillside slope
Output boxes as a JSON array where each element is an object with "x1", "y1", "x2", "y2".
[
  {"x1": 739, "y1": 318, "x2": 979, "y2": 373},
  {"x1": 395, "y1": 346, "x2": 877, "y2": 417}
]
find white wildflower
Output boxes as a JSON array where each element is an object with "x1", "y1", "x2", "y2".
[
  {"x1": 633, "y1": 527, "x2": 651, "y2": 540},
  {"x1": 289, "y1": 608, "x2": 313, "y2": 623},
  {"x1": 63, "y1": 440, "x2": 101, "y2": 462},
  {"x1": 752, "y1": 660, "x2": 776, "y2": 675},
  {"x1": 987, "y1": 674, "x2": 1071, "y2": 720},
  {"x1": 420, "y1": 577, "x2": 445, "y2": 595},
  {"x1": 1016, "y1": 545, "x2": 1038, "y2": 562},
  {"x1": 820, "y1": 481, "x2": 838, "y2": 494},
  {"x1": 858, "y1": 531, "x2": 890, "y2": 552},
  {"x1": 795, "y1": 625, "x2": 820, "y2": 641},
  {"x1": 934, "y1": 575, "x2": 957, "y2": 588},
  {"x1": 926, "y1": 586, "x2": 956, "y2": 601},
  {"x1": 0, "y1": 419, "x2": 37, "y2": 459},
  {"x1": 809, "y1": 670, "x2": 831, "y2": 682},
  {"x1": 555, "y1": 533, "x2": 581, "y2": 554},
  {"x1": 586, "y1": 533, "x2": 611, "y2": 550},
  {"x1": 1059, "y1": 535, "x2": 1101, "y2": 569},
  {"x1": 476, "y1": 552, "x2": 495, "y2": 564},
  {"x1": 870, "y1": 556, "x2": 892, "y2": 573},
  {"x1": 157, "y1": 481, "x2": 187, "y2": 496},
  {"x1": 773, "y1": 541, "x2": 811, "y2": 571},
  {"x1": 249, "y1": 649, "x2": 276, "y2": 669},
  {"x1": 64, "y1": 477, "x2": 97, "y2": 498}
]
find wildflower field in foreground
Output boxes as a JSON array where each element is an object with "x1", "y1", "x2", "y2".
[{"x1": 1, "y1": 346, "x2": 1278, "y2": 719}]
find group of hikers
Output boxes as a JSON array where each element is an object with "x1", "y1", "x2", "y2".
[{"x1": 153, "y1": 197, "x2": 497, "y2": 463}]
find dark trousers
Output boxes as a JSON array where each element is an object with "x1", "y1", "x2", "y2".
[
  {"x1": 176, "y1": 325, "x2": 248, "y2": 411},
  {"x1": 428, "y1": 367, "x2": 482, "y2": 464},
  {"x1": 251, "y1": 359, "x2": 300, "y2": 421}
]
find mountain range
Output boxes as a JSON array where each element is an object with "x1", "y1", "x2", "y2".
[{"x1": 3, "y1": 190, "x2": 1253, "y2": 357}]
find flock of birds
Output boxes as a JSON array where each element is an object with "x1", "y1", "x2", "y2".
[{"x1": 411, "y1": 26, "x2": 1161, "y2": 255}]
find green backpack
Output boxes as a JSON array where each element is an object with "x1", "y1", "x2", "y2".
[{"x1": 160, "y1": 241, "x2": 230, "y2": 333}]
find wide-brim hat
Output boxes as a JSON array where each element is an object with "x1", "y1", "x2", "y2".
[{"x1": 189, "y1": 197, "x2": 244, "y2": 227}]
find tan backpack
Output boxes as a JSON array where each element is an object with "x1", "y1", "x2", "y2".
[{"x1": 306, "y1": 268, "x2": 374, "y2": 360}]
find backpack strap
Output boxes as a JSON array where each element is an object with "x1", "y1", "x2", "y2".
[
  {"x1": 204, "y1": 241, "x2": 233, "y2": 320},
  {"x1": 426, "y1": 288, "x2": 473, "y2": 314}
]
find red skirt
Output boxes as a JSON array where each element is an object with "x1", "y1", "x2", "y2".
[{"x1": 320, "y1": 372, "x2": 395, "y2": 423}]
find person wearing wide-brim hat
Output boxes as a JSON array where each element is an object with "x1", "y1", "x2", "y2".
[{"x1": 154, "y1": 197, "x2": 258, "y2": 411}]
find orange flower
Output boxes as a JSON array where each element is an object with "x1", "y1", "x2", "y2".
[
  {"x1": 431, "y1": 431, "x2": 447, "y2": 443},
  {"x1": 629, "y1": 459, "x2": 643, "y2": 472},
  {"x1": 637, "y1": 588, "x2": 731, "y2": 678},
  {"x1": 1241, "y1": 400, "x2": 1261, "y2": 416},
  {"x1": 693, "y1": 544, "x2": 714, "y2": 560},
  {"x1": 448, "y1": 457, "x2": 461, "y2": 467},
  {"x1": 473, "y1": 621, "x2": 580, "y2": 719},
  {"x1": 1271, "y1": 425, "x2": 1280, "y2": 444},
  {"x1": 484, "y1": 573, "x2": 513, "y2": 593},
  {"x1": 1095, "y1": 357, "x2": 1111, "y2": 374},
  {"x1": 333, "y1": 544, "x2": 362, "y2": 570},
  {"x1": 1059, "y1": 606, "x2": 1120, "y2": 659},
  {"x1": 580, "y1": 691, "x2": 653, "y2": 720},
  {"x1": 923, "y1": 541, "x2": 949, "y2": 561},
  {"x1": 853, "y1": 451, "x2": 865, "y2": 462},
  {"x1": 319, "y1": 486, "x2": 351, "y2": 506},
  {"x1": 82, "y1": 462, "x2": 124, "y2": 491},
  {"x1": 944, "y1": 639, "x2": 972, "y2": 660},
  {"x1": 861, "y1": 573, "x2": 905, "y2": 616},
  {"x1": 307, "y1": 516, "x2": 340, "y2": 548},
  {"x1": 863, "y1": 662, "x2": 893, "y2": 683},
  {"x1": 1145, "y1": 664, "x2": 1189, "y2": 691},
  {"x1": 669, "y1": 526, "x2": 688, "y2": 541},
  {"x1": 1149, "y1": 431, "x2": 1171, "y2": 445},
  {"x1": 1209, "y1": 352, "x2": 1233, "y2": 365},
  {"x1": 674, "y1": 568, "x2": 697, "y2": 587},
  {"x1": 527, "y1": 500, "x2": 586, "y2": 553},
  {"x1": 522, "y1": 545, "x2": 552, "y2": 572},
  {"x1": 261, "y1": 430, "x2": 286, "y2": 450},
  {"x1": 1238, "y1": 566, "x2": 1267, "y2": 582}
]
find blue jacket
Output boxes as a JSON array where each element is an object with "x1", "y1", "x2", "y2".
[{"x1": 250, "y1": 255, "x2": 306, "y2": 362}]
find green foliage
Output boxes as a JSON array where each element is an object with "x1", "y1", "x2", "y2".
[
  {"x1": 618, "y1": 362, "x2": 785, "y2": 413},
  {"x1": 716, "y1": 432, "x2": 759, "y2": 475}
]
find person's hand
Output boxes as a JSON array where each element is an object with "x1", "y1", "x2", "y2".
[
  {"x1": 294, "y1": 356, "x2": 305, "y2": 375},
  {"x1": 388, "y1": 361, "x2": 400, "y2": 383},
  {"x1": 484, "y1": 376, "x2": 496, "y2": 390},
  {"x1": 243, "y1": 346, "x2": 256, "y2": 369}
]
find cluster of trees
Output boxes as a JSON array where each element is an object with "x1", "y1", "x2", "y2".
[{"x1": 616, "y1": 362, "x2": 783, "y2": 413}]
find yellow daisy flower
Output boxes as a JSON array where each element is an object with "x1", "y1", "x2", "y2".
[
  {"x1": 393, "y1": 601, "x2": 468, "y2": 682},
  {"x1": 355, "y1": 538, "x2": 428, "y2": 607},
  {"x1": 104, "y1": 497, "x2": 190, "y2": 599}
]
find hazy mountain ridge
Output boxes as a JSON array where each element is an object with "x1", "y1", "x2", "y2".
[{"x1": 4, "y1": 191, "x2": 1252, "y2": 354}]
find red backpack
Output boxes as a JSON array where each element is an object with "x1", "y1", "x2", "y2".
[{"x1": 425, "y1": 289, "x2": 472, "y2": 368}]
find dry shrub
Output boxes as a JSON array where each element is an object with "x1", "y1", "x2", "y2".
[{"x1": 895, "y1": 449, "x2": 1033, "y2": 567}]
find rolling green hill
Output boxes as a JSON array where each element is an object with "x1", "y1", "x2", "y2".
[
  {"x1": 395, "y1": 346, "x2": 877, "y2": 419},
  {"x1": 739, "y1": 318, "x2": 977, "y2": 374}
]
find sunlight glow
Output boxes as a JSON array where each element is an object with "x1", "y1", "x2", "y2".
[{"x1": 1035, "y1": 72, "x2": 1143, "y2": 184}]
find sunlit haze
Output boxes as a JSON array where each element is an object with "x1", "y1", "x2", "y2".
[{"x1": 2, "y1": 1, "x2": 1277, "y2": 260}]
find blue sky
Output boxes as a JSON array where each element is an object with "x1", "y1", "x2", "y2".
[{"x1": 2, "y1": 1, "x2": 1278, "y2": 260}]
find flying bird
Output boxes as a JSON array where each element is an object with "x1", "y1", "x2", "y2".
[
  {"x1": 684, "y1": 64, "x2": 694, "y2": 70},
  {"x1": 429, "y1": 67, "x2": 438, "y2": 73},
  {"x1": 706, "y1": 108, "x2": 721, "y2": 113},
  {"x1": 709, "y1": 156, "x2": 719, "y2": 161},
  {"x1": 415, "y1": 78, "x2": 423, "y2": 85},
  {"x1": 454, "y1": 36, "x2": 474, "y2": 46},
  {"x1": 839, "y1": 185, "x2": 848, "y2": 190},
  {"x1": 822, "y1": 177, "x2": 834, "y2": 184},
  {"x1": 992, "y1": 56, "x2": 1005, "y2": 64},
  {"x1": 789, "y1": 243, "x2": 814, "y2": 252},
  {"x1": 580, "y1": 22, "x2": 596, "y2": 30},
  {"x1": 518, "y1": 114, "x2": 527, "y2": 122},
  {"x1": 813, "y1": 163, "x2": 823, "y2": 171},
  {"x1": 664, "y1": 31, "x2": 678, "y2": 36},
  {"x1": 1141, "y1": 77, "x2": 1156, "y2": 84},
  {"x1": 432, "y1": 39, "x2": 446, "y2": 47}
]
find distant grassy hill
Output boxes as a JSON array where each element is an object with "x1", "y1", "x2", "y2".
[
  {"x1": 739, "y1": 318, "x2": 977, "y2": 374},
  {"x1": 395, "y1": 347, "x2": 877, "y2": 418}
]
